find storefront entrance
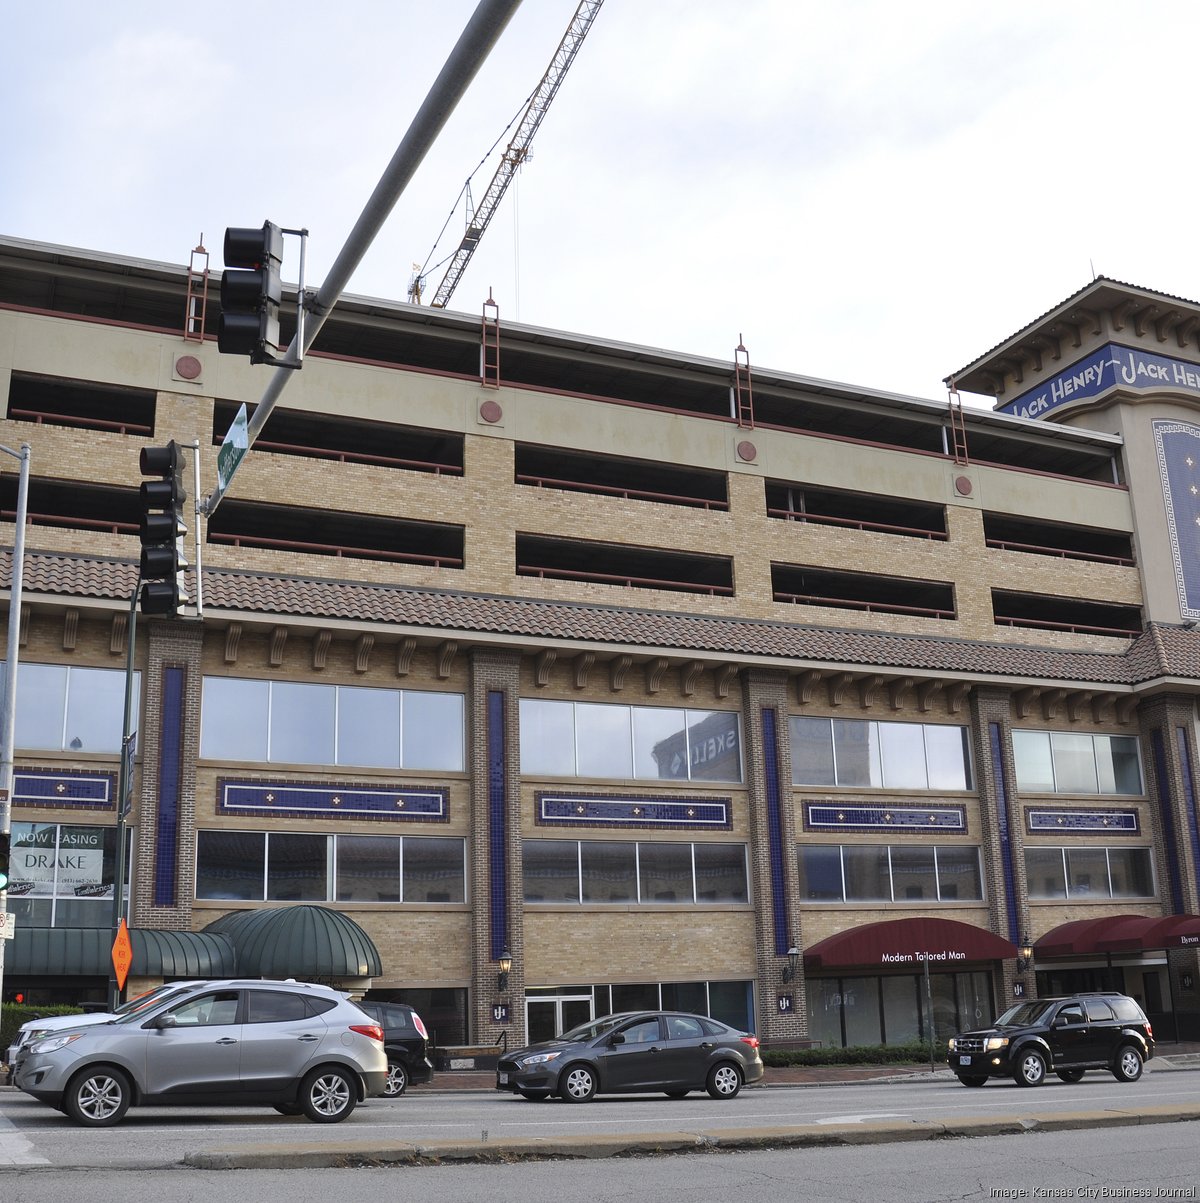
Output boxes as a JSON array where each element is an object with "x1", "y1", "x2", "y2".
[{"x1": 525, "y1": 989, "x2": 594, "y2": 1043}]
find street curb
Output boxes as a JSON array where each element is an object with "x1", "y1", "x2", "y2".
[{"x1": 182, "y1": 1104, "x2": 1200, "y2": 1170}]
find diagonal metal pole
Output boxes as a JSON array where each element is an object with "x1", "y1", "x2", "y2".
[
  {"x1": 202, "y1": 0, "x2": 523, "y2": 516},
  {"x1": 0, "y1": 441, "x2": 30, "y2": 1024}
]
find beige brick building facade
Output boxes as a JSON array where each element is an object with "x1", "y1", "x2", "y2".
[{"x1": 2, "y1": 241, "x2": 1199, "y2": 1049}]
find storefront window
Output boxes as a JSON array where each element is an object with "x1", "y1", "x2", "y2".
[
  {"x1": 200, "y1": 677, "x2": 464, "y2": 770},
  {"x1": 1012, "y1": 731, "x2": 1142, "y2": 795},
  {"x1": 196, "y1": 830, "x2": 466, "y2": 903},
  {"x1": 6, "y1": 822, "x2": 123, "y2": 927},
  {"x1": 519, "y1": 699, "x2": 742, "y2": 782},
  {"x1": 3, "y1": 662, "x2": 138, "y2": 754},
  {"x1": 798, "y1": 844, "x2": 984, "y2": 904},
  {"x1": 524, "y1": 839, "x2": 748, "y2": 905},
  {"x1": 1024, "y1": 846, "x2": 1154, "y2": 900},
  {"x1": 790, "y1": 716, "x2": 971, "y2": 790}
]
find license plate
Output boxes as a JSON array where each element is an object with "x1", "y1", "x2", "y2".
[
  {"x1": 959, "y1": 1055, "x2": 971, "y2": 1066},
  {"x1": 498, "y1": 1072, "x2": 509, "y2": 1085}
]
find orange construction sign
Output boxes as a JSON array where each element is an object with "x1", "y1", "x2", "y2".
[{"x1": 112, "y1": 918, "x2": 133, "y2": 991}]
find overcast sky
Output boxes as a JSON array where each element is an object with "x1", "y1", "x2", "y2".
[{"x1": 5, "y1": 1, "x2": 1200, "y2": 405}]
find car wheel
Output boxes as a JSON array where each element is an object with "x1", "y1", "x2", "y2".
[
  {"x1": 1014, "y1": 1049, "x2": 1047, "y2": 1087},
  {"x1": 518, "y1": 1089, "x2": 551, "y2": 1101},
  {"x1": 382, "y1": 1061, "x2": 409, "y2": 1098},
  {"x1": 559, "y1": 1063, "x2": 597, "y2": 1103},
  {"x1": 1056, "y1": 1069, "x2": 1086, "y2": 1083},
  {"x1": 300, "y1": 1066, "x2": 357, "y2": 1123},
  {"x1": 665, "y1": 1090, "x2": 689, "y2": 1098},
  {"x1": 64, "y1": 1067, "x2": 132, "y2": 1127},
  {"x1": 1112, "y1": 1045, "x2": 1143, "y2": 1083},
  {"x1": 956, "y1": 1075, "x2": 988, "y2": 1087},
  {"x1": 707, "y1": 1062, "x2": 743, "y2": 1099}
]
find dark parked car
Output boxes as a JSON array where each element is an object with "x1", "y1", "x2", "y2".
[
  {"x1": 14, "y1": 979, "x2": 388, "y2": 1125},
  {"x1": 496, "y1": 1010, "x2": 764, "y2": 1102},
  {"x1": 356, "y1": 1000, "x2": 434, "y2": 1096},
  {"x1": 948, "y1": 992, "x2": 1154, "y2": 1087}
]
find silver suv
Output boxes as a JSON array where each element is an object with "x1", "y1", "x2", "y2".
[{"x1": 14, "y1": 979, "x2": 388, "y2": 1126}]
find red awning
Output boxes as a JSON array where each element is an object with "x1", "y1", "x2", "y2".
[
  {"x1": 1126, "y1": 914, "x2": 1200, "y2": 951},
  {"x1": 803, "y1": 917, "x2": 1018, "y2": 971},
  {"x1": 1034, "y1": 914, "x2": 1151, "y2": 958},
  {"x1": 1094, "y1": 915, "x2": 1165, "y2": 954}
]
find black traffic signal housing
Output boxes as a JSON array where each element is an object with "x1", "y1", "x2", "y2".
[
  {"x1": 139, "y1": 441, "x2": 188, "y2": 616},
  {"x1": 0, "y1": 829, "x2": 10, "y2": 891},
  {"x1": 219, "y1": 222, "x2": 283, "y2": 363}
]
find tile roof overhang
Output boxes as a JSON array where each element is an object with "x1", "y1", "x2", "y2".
[{"x1": 4, "y1": 549, "x2": 1198, "y2": 693}]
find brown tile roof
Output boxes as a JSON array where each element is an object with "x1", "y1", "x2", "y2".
[{"x1": 5, "y1": 549, "x2": 1197, "y2": 689}]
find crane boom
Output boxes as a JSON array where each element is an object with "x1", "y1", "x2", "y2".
[{"x1": 429, "y1": 0, "x2": 604, "y2": 308}]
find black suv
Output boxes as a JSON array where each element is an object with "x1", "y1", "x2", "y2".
[
  {"x1": 948, "y1": 992, "x2": 1153, "y2": 1087},
  {"x1": 356, "y1": 1000, "x2": 434, "y2": 1097}
]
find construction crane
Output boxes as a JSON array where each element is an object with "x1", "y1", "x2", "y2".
[{"x1": 411, "y1": 0, "x2": 604, "y2": 309}]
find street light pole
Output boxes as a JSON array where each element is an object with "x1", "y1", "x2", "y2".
[{"x1": 0, "y1": 441, "x2": 31, "y2": 1022}]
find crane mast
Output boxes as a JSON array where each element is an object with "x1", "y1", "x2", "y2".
[{"x1": 427, "y1": 0, "x2": 604, "y2": 309}]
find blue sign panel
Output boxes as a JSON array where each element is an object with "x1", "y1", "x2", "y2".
[
  {"x1": 14, "y1": 768, "x2": 115, "y2": 810},
  {"x1": 1001, "y1": 344, "x2": 1200, "y2": 420},
  {"x1": 805, "y1": 803, "x2": 965, "y2": 832},
  {"x1": 218, "y1": 780, "x2": 448, "y2": 821},
  {"x1": 537, "y1": 792, "x2": 731, "y2": 829},
  {"x1": 1154, "y1": 420, "x2": 1200, "y2": 620}
]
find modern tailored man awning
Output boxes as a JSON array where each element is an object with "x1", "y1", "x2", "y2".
[{"x1": 803, "y1": 916, "x2": 1018, "y2": 971}]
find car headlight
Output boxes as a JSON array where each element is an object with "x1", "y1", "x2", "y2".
[
  {"x1": 30, "y1": 1033, "x2": 86, "y2": 1055},
  {"x1": 948, "y1": 1037, "x2": 958, "y2": 1052},
  {"x1": 521, "y1": 1051, "x2": 562, "y2": 1067},
  {"x1": 984, "y1": 1037, "x2": 1009, "y2": 1052}
]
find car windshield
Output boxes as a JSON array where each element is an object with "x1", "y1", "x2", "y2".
[
  {"x1": 558, "y1": 1014, "x2": 629, "y2": 1043},
  {"x1": 111, "y1": 986, "x2": 197, "y2": 1025},
  {"x1": 993, "y1": 1000, "x2": 1056, "y2": 1027}
]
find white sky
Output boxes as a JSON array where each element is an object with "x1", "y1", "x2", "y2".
[{"x1": 5, "y1": 1, "x2": 1200, "y2": 406}]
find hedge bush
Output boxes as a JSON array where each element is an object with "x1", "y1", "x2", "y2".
[
  {"x1": 762, "y1": 1039, "x2": 948, "y2": 1068},
  {"x1": 1, "y1": 1005, "x2": 85, "y2": 1058}
]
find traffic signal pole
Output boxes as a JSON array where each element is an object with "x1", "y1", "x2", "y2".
[
  {"x1": 202, "y1": 0, "x2": 521, "y2": 517},
  {"x1": 108, "y1": 583, "x2": 139, "y2": 1010},
  {"x1": 0, "y1": 441, "x2": 30, "y2": 1021}
]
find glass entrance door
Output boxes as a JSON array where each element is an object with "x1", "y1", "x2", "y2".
[{"x1": 525, "y1": 991, "x2": 593, "y2": 1043}]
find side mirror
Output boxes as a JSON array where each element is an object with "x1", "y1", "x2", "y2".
[
  {"x1": 151, "y1": 1013, "x2": 178, "y2": 1030},
  {"x1": 608, "y1": 1032, "x2": 626, "y2": 1046},
  {"x1": 1052, "y1": 1015, "x2": 1070, "y2": 1028}
]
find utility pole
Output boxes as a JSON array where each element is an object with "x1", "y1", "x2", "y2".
[{"x1": 0, "y1": 441, "x2": 31, "y2": 1022}]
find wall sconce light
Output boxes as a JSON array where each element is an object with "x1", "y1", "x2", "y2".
[
  {"x1": 782, "y1": 946, "x2": 800, "y2": 984},
  {"x1": 497, "y1": 948, "x2": 513, "y2": 993},
  {"x1": 1016, "y1": 936, "x2": 1034, "y2": 974}
]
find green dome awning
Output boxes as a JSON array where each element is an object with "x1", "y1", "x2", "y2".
[{"x1": 204, "y1": 905, "x2": 382, "y2": 978}]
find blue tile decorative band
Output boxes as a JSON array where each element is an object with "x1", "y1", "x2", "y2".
[
  {"x1": 991, "y1": 722, "x2": 1020, "y2": 946},
  {"x1": 218, "y1": 779, "x2": 449, "y2": 821},
  {"x1": 761, "y1": 707, "x2": 790, "y2": 958},
  {"x1": 1026, "y1": 808, "x2": 1139, "y2": 833},
  {"x1": 1176, "y1": 726, "x2": 1200, "y2": 905},
  {"x1": 488, "y1": 690, "x2": 508, "y2": 963},
  {"x1": 805, "y1": 803, "x2": 965, "y2": 831},
  {"x1": 1152, "y1": 728, "x2": 1185, "y2": 915},
  {"x1": 153, "y1": 665, "x2": 185, "y2": 907},
  {"x1": 13, "y1": 768, "x2": 115, "y2": 809},
  {"x1": 536, "y1": 792, "x2": 731, "y2": 829}
]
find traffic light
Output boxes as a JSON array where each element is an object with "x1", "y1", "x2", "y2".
[
  {"x1": 139, "y1": 441, "x2": 188, "y2": 616},
  {"x1": 218, "y1": 222, "x2": 283, "y2": 363},
  {"x1": 0, "y1": 830, "x2": 10, "y2": 891}
]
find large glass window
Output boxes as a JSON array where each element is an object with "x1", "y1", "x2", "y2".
[
  {"x1": 520, "y1": 699, "x2": 742, "y2": 782},
  {"x1": 1012, "y1": 731, "x2": 1142, "y2": 796},
  {"x1": 523, "y1": 839, "x2": 748, "y2": 904},
  {"x1": 195, "y1": 830, "x2": 466, "y2": 902},
  {"x1": 200, "y1": 677, "x2": 464, "y2": 770},
  {"x1": 1024, "y1": 846, "x2": 1154, "y2": 899},
  {"x1": 2, "y1": 662, "x2": 139, "y2": 754},
  {"x1": 789, "y1": 717, "x2": 971, "y2": 790},
  {"x1": 6, "y1": 822, "x2": 126, "y2": 927},
  {"x1": 798, "y1": 844, "x2": 984, "y2": 903}
]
